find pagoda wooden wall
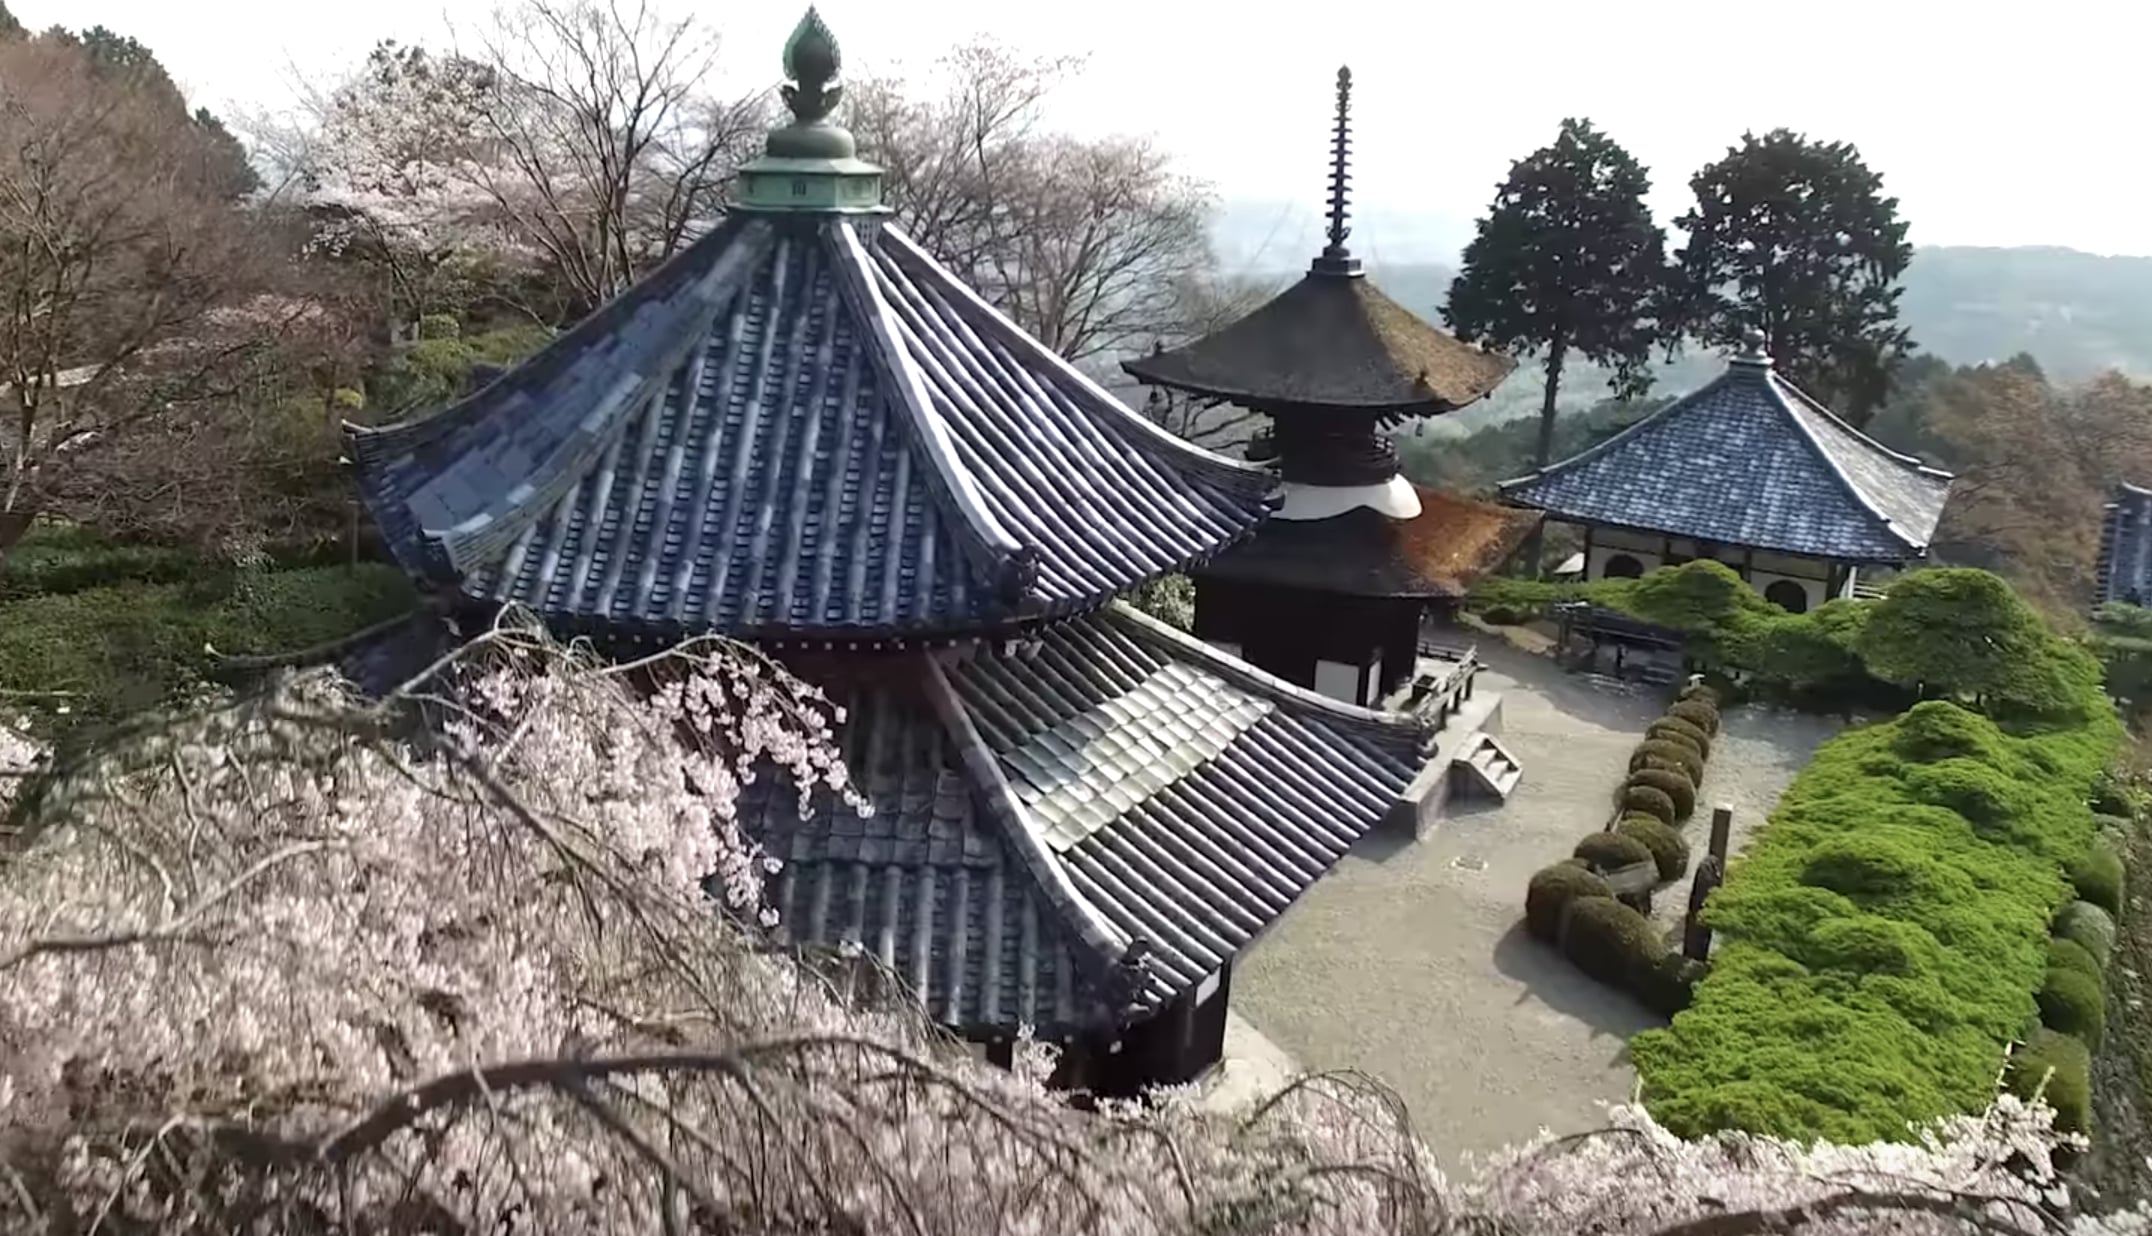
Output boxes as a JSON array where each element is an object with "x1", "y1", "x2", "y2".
[{"x1": 1190, "y1": 577, "x2": 1421, "y2": 706}]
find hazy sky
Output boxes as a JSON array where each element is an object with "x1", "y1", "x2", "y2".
[{"x1": 20, "y1": 0, "x2": 2152, "y2": 263}]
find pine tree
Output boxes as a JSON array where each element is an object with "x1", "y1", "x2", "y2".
[
  {"x1": 1675, "y1": 129, "x2": 1913, "y2": 424},
  {"x1": 1444, "y1": 117, "x2": 1669, "y2": 572}
]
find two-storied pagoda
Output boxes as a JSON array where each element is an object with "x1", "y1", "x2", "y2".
[
  {"x1": 344, "y1": 10, "x2": 1458, "y2": 1095},
  {"x1": 1499, "y1": 333, "x2": 1954, "y2": 612},
  {"x1": 1123, "y1": 69, "x2": 1541, "y2": 711}
]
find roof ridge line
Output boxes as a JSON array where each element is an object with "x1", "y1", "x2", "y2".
[
  {"x1": 342, "y1": 214, "x2": 757, "y2": 459},
  {"x1": 916, "y1": 653, "x2": 1143, "y2": 1012},
  {"x1": 827, "y1": 220, "x2": 1041, "y2": 606},
  {"x1": 877, "y1": 224, "x2": 1277, "y2": 496},
  {"x1": 1761, "y1": 371, "x2": 1925, "y2": 553},
  {"x1": 1104, "y1": 602, "x2": 1429, "y2": 746},
  {"x1": 420, "y1": 229, "x2": 777, "y2": 572},
  {"x1": 1769, "y1": 369, "x2": 1955, "y2": 479},
  {"x1": 1496, "y1": 372, "x2": 1726, "y2": 494}
]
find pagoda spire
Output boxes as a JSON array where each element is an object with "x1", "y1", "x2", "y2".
[
  {"x1": 1311, "y1": 66, "x2": 1362, "y2": 278},
  {"x1": 735, "y1": 7, "x2": 886, "y2": 213}
]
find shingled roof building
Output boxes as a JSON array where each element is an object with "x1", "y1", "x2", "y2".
[
  {"x1": 2095, "y1": 482, "x2": 2152, "y2": 609},
  {"x1": 1123, "y1": 68, "x2": 1539, "y2": 727},
  {"x1": 1498, "y1": 335, "x2": 1954, "y2": 613},
  {"x1": 344, "y1": 10, "x2": 1460, "y2": 1095}
]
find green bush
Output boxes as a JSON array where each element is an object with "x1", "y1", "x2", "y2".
[
  {"x1": 1667, "y1": 697, "x2": 1720, "y2": 736},
  {"x1": 1575, "y1": 830, "x2": 1655, "y2": 875},
  {"x1": 0, "y1": 526, "x2": 202, "y2": 601},
  {"x1": 1630, "y1": 739, "x2": 1703, "y2": 783},
  {"x1": 2054, "y1": 901, "x2": 2116, "y2": 966},
  {"x1": 1620, "y1": 784, "x2": 1678, "y2": 827},
  {"x1": 1648, "y1": 714, "x2": 1711, "y2": 759},
  {"x1": 1618, "y1": 814, "x2": 1691, "y2": 881},
  {"x1": 1627, "y1": 767, "x2": 1696, "y2": 820},
  {"x1": 2067, "y1": 838, "x2": 2124, "y2": 917},
  {"x1": 2004, "y1": 1029, "x2": 2092, "y2": 1134},
  {"x1": 1858, "y1": 568, "x2": 2104, "y2": 720},
  {"x1": 2035, "y1": 966, "x2": 2105, "y2": 1048},
  {"x1": 0, "y1": 560, "x2": 417, "y2": 731},
  {"x1": 1481, "y1": 605, "x2": 1528, "y2": 626},
  {"x1": 2046, "y1": 935, "x2": 2103, "y2": 981},
  {"x1": 1678, "y1": 680, "x2": 1721, "y2": 707},
  {"x1": 1632, "y1": 683, "x2": 2119, "y2": 1145},
  {"x1": 1559, "y1": 896, "x2": 1696, "y2": 1016},
  {"x1": 1525, "y1": 861, "x2": 1611, "y2": 944}
]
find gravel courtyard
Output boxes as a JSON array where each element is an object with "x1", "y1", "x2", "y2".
[{"x1": 1231, "y1": 640, "x2": 1841, "y2": 1166}]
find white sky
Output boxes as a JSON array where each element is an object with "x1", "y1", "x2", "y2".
[{"x1": 19, "y1": 0, "x2": 2152, "y2": 259}]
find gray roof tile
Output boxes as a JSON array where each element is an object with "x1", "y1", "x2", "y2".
[
  {"x1": 349, "y1": 216, "x2": 1275, "y2": 641},
  {"x1": 733, "y1": 604, "x2": 1429, "y2": 1035},
  {"x1": 1499, "y1": 354, "x2": 1953, "y2": 562}
]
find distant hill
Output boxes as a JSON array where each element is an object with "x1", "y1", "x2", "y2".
[{"x1": 1210, "y1": 220, "x2": 2152, "y2": 434}]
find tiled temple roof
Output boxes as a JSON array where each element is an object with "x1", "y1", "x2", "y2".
[
  {"x1": 1120, "y1": 275, "x2": 1515, "y2": 414},
  {"x1": 2095, "y1": 482, "x2": 2152, "y2": 608},
  {"x1": 736, "y1": 602, "x2": 1432, "y2": 1034},
  {"x1": 346, "y1": 215, "x2": 1276, "y2": 643},
  {"x1": 1498, "y1": 346, "x2": 1953, "y2": 562}
]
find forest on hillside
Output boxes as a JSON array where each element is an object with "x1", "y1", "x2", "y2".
[{"x1": 1352, "y1": 247, "x2": 2152, "y2": 434}]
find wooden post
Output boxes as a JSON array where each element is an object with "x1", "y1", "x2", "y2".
[
  {"x1": 1683, "y1": 854, "x2": 1724, "y2": 961},
  {"x1": 1707, "y1": 804, "x2": 1733, "y2": 863}
]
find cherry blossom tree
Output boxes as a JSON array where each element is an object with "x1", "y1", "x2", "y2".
[{"x1": 0, "y1": 611, "x2": 2146, "y2": 1232}]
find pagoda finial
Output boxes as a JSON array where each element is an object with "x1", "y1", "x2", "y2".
[
  {"x1": 781, "y1": 7, "x2": 842, "y2": 124},
  {"x1": 737, "y1": 7, "x2": 885, "y2": 212},
  {"x1": 1732, "y1": 325, "x2": 1773, "y2": 368},
  {"x1": 1311, "y1": 66, "x2": 1363, "y2": 277}
]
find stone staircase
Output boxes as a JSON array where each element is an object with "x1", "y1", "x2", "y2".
[{"x1": 1452, "y1": 732, "x2": 1523, "y2": 801}]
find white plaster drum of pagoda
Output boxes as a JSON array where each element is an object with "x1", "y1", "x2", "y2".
[{"x1": 1273, "y1": 475, "x2": 1422, "y2": 522}]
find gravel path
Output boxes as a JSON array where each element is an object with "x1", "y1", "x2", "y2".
[{"x1": 1231, "y1": 641, "x2": 1840, "y2": 1167}]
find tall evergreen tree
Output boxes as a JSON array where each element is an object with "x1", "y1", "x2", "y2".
[
  {"x1": 1444, "y1": 117, "x2": 1669, "y2": 571},
  {"x1": 1676, "y1": 129, "x2": 1913, "y2": 424}
]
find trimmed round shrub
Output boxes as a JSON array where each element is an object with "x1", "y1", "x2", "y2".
[
  {"x1": 1627, "y1": 767, "x2": 1696, "y2": 820},
  {"x1": 2068, "y1": 839, "x2": 2125, "y2": 917},
  {"x1": 2054, "y1": 900, "x2": 2117, "y2": 966},
  {"x1": 1560, "y1": 895, "x2": 1668, "y2": 991},
  {"x1": 1574, "y1": 830, "x2": 1655, "y2": 875},
  {"x1": 1620, "y1": 784, "x2": 1678, "y2": 826},
  {"x1": 2036, "y1": 965, "x2": 2106, "y2": 1049},
  {"x1": 2047, "y1": 935, "x2": 2103, "y2": 981},
  {"x1": 1668, "y1": 697, "x2": 1720, "y2": 736},
  {"x1": 1629, "y1": 739, "x2": 1703, "y2": 783},
  {"x1": 1617, "y1": 814, "x2": 1691, "y2": 881},
  {"x1": 1677, "y1": 681, "x2": 1720, "y2": 707},
  {"x1": 1648, "y1": 714, "x2": 1712, "y2": 759},
  {"x1": 2005, "y1": 1029, "x2": 2092, "y2": 1134},
  {"x1": 1525, "y1": 861, "x2": 1612, "y2": 944}
]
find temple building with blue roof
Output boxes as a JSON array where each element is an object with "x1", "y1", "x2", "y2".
[
  {"x1": 1498, "y1": 333, "x2": 1955, "y2": 613},
  {"x1": 342, "y1": 8, "x2": 1478, "y2": 1094}
]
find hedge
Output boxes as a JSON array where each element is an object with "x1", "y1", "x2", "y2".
[
  {"x1": 1631, "y1": 693, "x2": 2119, "y2": 1145},
  {"x1": 1620, "y1": 785, "x2": 1678, "y2": 827},
  {"x1": 1649, "y1": 715, "x2": 1711, "y2": 759},
  {"x1": 1627, "y1": 767, "x2": 1696, "y2": 821},
  {"x1": 2045, "y1": 935, "x2": 2103, "y2": 981},
  {"x1": 1618, "y1": 814, "x2": 1691, "y2": 881},
  {"x1": 2067, "y1": 838, "x2": 2125, "y2": 917},
  {"x1": 0, "y1": 561, "x2": 418, "y2": 731},
  {"x1": 1667, "y1": 698, "x2": 1721, "y2": 736},
  {"x1": 1563, "y1": 896, "x2": 1700, "y2": 1018},
  {"x1": 1575, "y1": 831, "x2": 1654, "y2": 875},
  {"x1": 1526, "y1": 862, "x2": 1611, "y2": 944},
  {"x1": 1630, "y1": 739, "x2": 1703, "y2": 784},
  {"x1": 2004, "y1": 1029, "x2": 2092, "y2": 1134},
  {"x1": 2055, "y1": 900, "x2": 2117, "y2": 966},
  {"x1": 2036, "y1": 965, "x2": 2106, "y2": 1049}
]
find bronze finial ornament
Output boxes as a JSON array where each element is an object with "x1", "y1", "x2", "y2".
[
  {"x1": 781, "y1": 7, "x2": 843, "y2": 124},
  {"x1": 1312, "y1": 66, "x2": 1362, "y2": 276}
]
